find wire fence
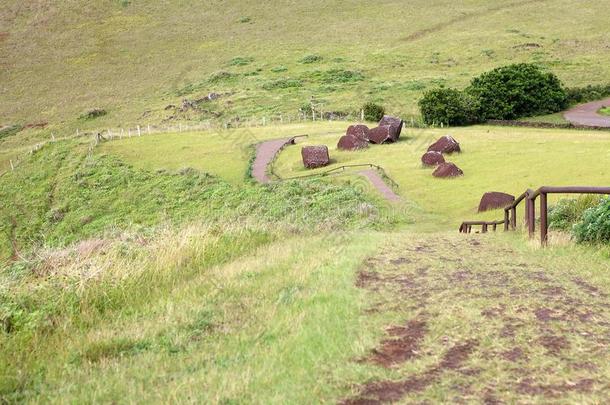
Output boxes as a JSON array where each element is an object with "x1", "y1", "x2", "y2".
[{"x1": 0, "y1": 110, "x2": 437, "y2": 177}]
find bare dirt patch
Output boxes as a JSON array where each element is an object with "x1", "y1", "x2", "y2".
[
  {"x1": 343, "y1": 234, "x2": 610, "y2": 403},
  {"x1": 367, "y1": 318, "x2": 427, "y2": 367},
  {"x1": 344, "y1": 340, "x2": 478, "y2": 404}
]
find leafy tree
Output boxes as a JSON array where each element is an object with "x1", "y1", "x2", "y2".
[
  {"x1": 362, "y1": 102, "x2": 385, "y2": 122},
  {"x1": 418, "y1": 88, "x2": 481, "y2": 125},
  {"x1": 467, "y1": 63, "x2": 567, "y2": 120}
]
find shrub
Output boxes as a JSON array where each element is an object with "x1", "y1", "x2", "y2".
[
  {"x1": 0, "y1": 124, "x2": 23, "y2": 140},
  {"x1": 467, "y1": 63, "x2": 567, "y2": 120},
  {"x1": 208, "y1": 71, "x2": 237, "y2": 83},
  {"x1": 299, "y1": 103, "x2": 313, "y2": 117},
  {"x1": 262, "y1": 78, "x2": 302, "y2": 90},
  {"x1": 318, "y1": 69, "x2": 363, "y2": 84},
  {"x1": 573, "y1": 197, "x2": 610, "y2": 244},
  {"x1": 565, "y1": 84, "x2": 610, "y2": 105},
  {"x1": 270, "y1": 66, "x2": 288, "y2": 73},
  {"x1": 228, "y1": 56, "x2": 254, "y2": 66},
  {"x1": 418, "y1": 88, "x2": 481, "y2": 126},
  {"x1": 362, "y1": 102, "x2": 385, "y2": 122},
  {"x1": 548, "y1": 195, "x2": 602, "y2": 231},
  {"x1": 299, "y1": 54, "x2": 323, "y2": 64},
  {"x1": 79, "y1": 109, "x2": 107, "y2": 120}
]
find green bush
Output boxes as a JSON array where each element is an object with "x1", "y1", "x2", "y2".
[
  {"x1": 362, "y1": 102, "x2": 385, "y2": 122},
  {"x1": 299, "y1": 54, "x2": 323, "y2": 64},
  {"x1": 467, "y1": 63, "x2": 567, "y2": 120},
  {"x1": 418, "y1": 88, "x2": 480, "y2": 125},
  {"x1": 262, "y1": 78, "x2": 302, "y2": 90},
  {"x1": 0, "y1": 124, "x2": 23, "y2": 140},
  {"x1": 548, "y1": 195, "x2": 602, "y2": 231},
  {"x1": 316, "y1": 69, "x2": 363, "y2": 84},
  {"x1": 208, "y1": 71, "x2": 238, "y2": 83},
  {"x1": 79, "y1": 109, "x2": 107, "y2": 120},
  {"x1": 573, "y1": 197, "x2": 610, "y2": 244},
  {"x1": 228, "y1": 56, "x2": 254, "y2": 66},
  {"x1": 565, "y1": 84, "x2": 610, "y2": 105}
]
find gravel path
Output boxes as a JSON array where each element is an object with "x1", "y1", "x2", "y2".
[
  {"x1": 251, "y1": 137, "x2": 296, "y2": 183},
  {"x1": 563, "y1": 97, "x2": 610, "y2": 128},
  {"x1": 358, "y1": 169, "x2": 401, "y2": 202}
]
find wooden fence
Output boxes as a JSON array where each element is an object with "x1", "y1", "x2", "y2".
[{"x1": 460, "y1": 186, "x2": 610, "y2": 246}]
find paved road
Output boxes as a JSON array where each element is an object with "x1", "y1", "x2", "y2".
[{"x1": 563, "y1": 97, "x2": 610, "y2": 128}]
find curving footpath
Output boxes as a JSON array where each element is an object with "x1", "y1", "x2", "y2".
[
  {"x1": 563, "y1": 97, "x2": 610, "y2": 128},
  {"x1": 251, "y1": 137, "x2": 401, "y2": 202},
  {"x1": 251, "y1": 137, "x2": 297, "y2": 183},
  {"x1": 358, "y1": 169, "x2": 401, "y2": 202}
]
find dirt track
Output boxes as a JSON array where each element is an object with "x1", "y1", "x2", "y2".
[
  {"x1": 358, "y1": 169, "x2": 401, "y2": 202},
  {"x1": 342, "y1": 234, "x2": 610, "y2": 403},
  {"x1": 252, "y1": 139, "x2": 401, "y2": 202},
  {"x1": 563, "y1": 97, "x2": 610, "y2": 128},
  {"x1": 251, "y1": 137, "x2": 296, "y2": 183}
]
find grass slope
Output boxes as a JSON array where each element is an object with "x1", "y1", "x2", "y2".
[
  {"x1": 2, "y1": 0, "x2": 610, "y2": 142},
  {"x1": 99, "y1": 123, "x2": 610, "y2": 228}
]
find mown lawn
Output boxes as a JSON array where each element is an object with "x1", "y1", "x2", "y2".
[{"x1": 273, "y1": 124, "x2": 610, "y2": 227}]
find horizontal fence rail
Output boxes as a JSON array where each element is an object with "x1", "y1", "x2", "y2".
[
  {"x1": 460, "y1": 186, "x2": 610, "y2": 246},
  {"x1": 277, "y1": 163, "x2": 400, "y2": 191}
]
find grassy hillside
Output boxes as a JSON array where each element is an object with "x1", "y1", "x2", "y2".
[
  {"x1": 2, "y1": 1, "x2": 610, "y2": 403},
  {"x1": 2, "y1": 0, "x2": 610, "y2": 142},
  {"x1": 97, "y1": 123, "x2": 610, "y2": 227}
]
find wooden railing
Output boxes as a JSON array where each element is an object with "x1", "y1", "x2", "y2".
[
  {"x1": 460, "y1": 186, "x2": 610, "y2": 246},
  {"x1": 277, "y1": 163, "x2": 400, "y2": 190}
]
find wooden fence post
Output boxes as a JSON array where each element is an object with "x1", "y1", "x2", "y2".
[
  {"x1": 540, "y1": 192, "x2": 548, "y2": 245},
  {"x1": 10, "y1": 160, "x2": 14, "y2": 171},
  {"x1": 527, "y1": 197, "x2": 536, "y2": 238}
]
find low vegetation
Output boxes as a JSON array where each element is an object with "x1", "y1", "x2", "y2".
[
  {"x1": 419, "y1": 63, "x2": 567, "y2": 125},
  {"x1": 566, "y1": 83, "x2": 610, "y2": 104},
  {"x1": 573, "y1": 197, "x2": 610, "y2": 244},
  {"x1": 2, "y1": 1, "x2": 610, "y2": 402},
  {"x1": 362, "y1": 102, "x2": 385, "y2": 122},
  {"x1": 0, "y1": 125, "x2": 22, "y2": 141}
]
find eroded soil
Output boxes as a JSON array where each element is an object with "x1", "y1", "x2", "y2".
[{"x1": 343, "y1": 234, "x2": 610, "y2": 403}]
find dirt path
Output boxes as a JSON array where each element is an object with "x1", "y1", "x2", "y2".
[
  {"x1": 358, "y1": 169, "x2": 401, "y2": 202},
  {"x1": 563, "y1": 97, "x2": 610, "y2": 127},
  {"x1": 341, "y1": 233, "x2": 610, "y2": 403},
  {"x1": 251, "y1": 137, "x2": 297, "y2": 183},
  {"x1": 252, "y1": 140, "x2": 401, "y2": 202}
]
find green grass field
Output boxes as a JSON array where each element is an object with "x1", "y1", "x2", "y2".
[
  {"x1": 600, "y1": 106, "x2": 610, "y2": 116},
  {"x1": 2, "y1": 1, "x2": 610, "y2": 403}
]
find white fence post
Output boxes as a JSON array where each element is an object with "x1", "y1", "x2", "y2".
[
  {"x1": 10, "y1": 160, "x2": 14, "y2": 171},
  {"x1": 138, "y1": 125, "x2": 141, "y2": 136},
  {"x1": 128, "y1": 128, "x2": 131, "y2": 137}
]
